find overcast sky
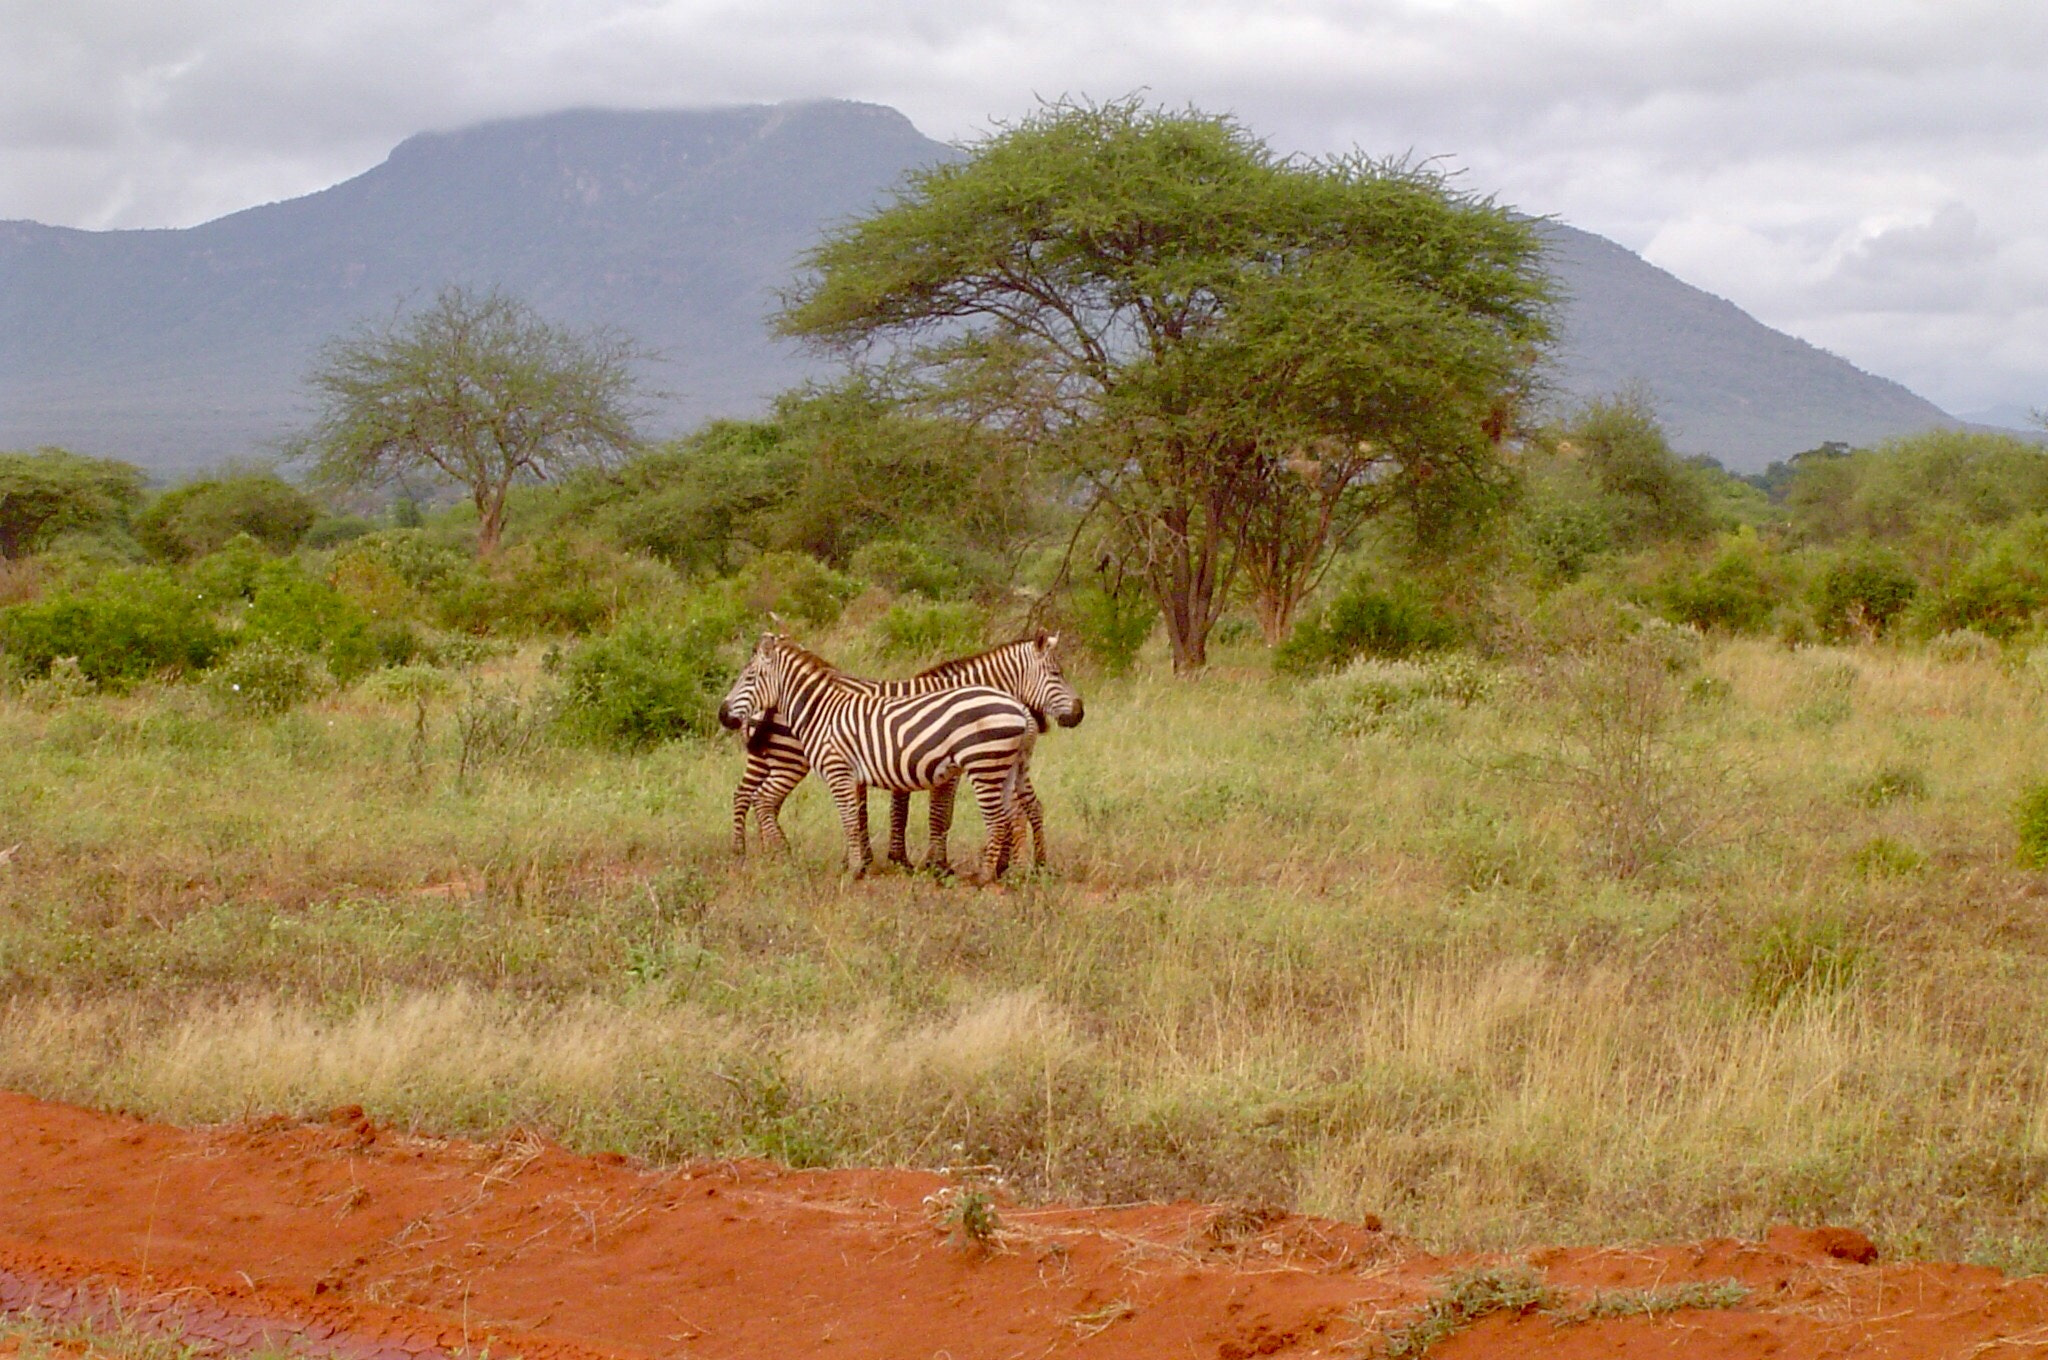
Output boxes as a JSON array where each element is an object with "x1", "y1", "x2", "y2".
[{"x1": 5, "y1": 0, "x2": 2043, "y2": 419}]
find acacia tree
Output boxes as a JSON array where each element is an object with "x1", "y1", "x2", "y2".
[
  {"x1": 778, "y1": 97, "x2": 1552, "y2": 672},
  {"x1": 300, "y1": 286, "x2": 645, "y2": 555},
  {"x1": 0, "y1": 448, "x2": 144, "y2": 559}
]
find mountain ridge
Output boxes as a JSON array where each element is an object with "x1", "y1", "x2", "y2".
[{"x1": 0, "y1": 101, "x2": 1959, "y2": 474}]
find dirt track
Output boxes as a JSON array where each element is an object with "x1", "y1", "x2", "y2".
[{"x1": 2, "y1": 1092, "x2": 2045, "y2": 1358}]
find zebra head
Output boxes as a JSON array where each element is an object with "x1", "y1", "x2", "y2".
[
  {"x1": 718, "y1": 632, "x2": 786, "y2": 733},
  {"x1": 1022, "y1": 631, "x2": 1084, "y2": 728}
]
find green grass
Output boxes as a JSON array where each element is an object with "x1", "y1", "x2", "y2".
[{"x1": 4, "y1": 636, "x2": 2048, "y2": 1269}]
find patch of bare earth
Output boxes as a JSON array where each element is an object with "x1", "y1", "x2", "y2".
[{"x1": 0, "y1": 1093, "x2": 2043, "y2": 1358}]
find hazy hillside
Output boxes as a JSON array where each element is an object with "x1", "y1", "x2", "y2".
[
  {"x1": 1, "y1": 101, "x2": 1959, "y2": 473},
  {"x1": 1536, "y1": 222, "x2": 1956, "y2": 464},
  {"x1": 0, "y1": 102, "x2": 947, "y2": 473}
]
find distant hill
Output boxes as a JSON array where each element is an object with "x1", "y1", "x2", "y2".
[
  {"x1": 0, "y1": 102, "x2": 1961, "y2": 474},
  {"x1": 1535, "y1": 222, "x2": 1956, "y2": 466}
]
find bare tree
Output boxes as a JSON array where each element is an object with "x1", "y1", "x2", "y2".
[{"x1": 300, "y1": 286, "x2": 645, "y2": 555}]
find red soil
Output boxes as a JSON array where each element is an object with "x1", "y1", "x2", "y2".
[{"x1": 1, "y1": 1091, "x2": 2044, "y2": 1358}]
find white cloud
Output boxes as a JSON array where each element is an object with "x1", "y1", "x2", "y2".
[{"x1": 1, "y1": 0, "x2": 2044, "y2": 412}]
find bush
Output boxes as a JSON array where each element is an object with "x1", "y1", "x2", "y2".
[
  {"x1": 1303, "y1": 654, "x2": 1495, "y2": 737},
  {"x1": 554, "y1": 600, "x2": 752, "y2": 749},
  {"x1": 876, "y1": 598, "x2": 984, "y2": 663},
  {"x1": 244, "y1": 562, "x2": 379, "y2": 682},
  {"x1": 333, "y1": 530, "x2": 469, "y2": 594},
  {"x1": 2015, "y1": 781, "x2": 2048, "y2": 869},
  {"x1": 206, "y1": 639, "x2": 328, "y2": 717},
  {"x1": 848, "y1": 539, "x2": 963, "y2": 599},
  {"x1": 739, "y1": 551, "x2": 858, "y2": 628},
  {"x1": 1743, "y1": 911, "x2": 1867, "y2": 1008},
  {"x1": 1652, "y1": 530, "x2": 1782, "y2": 634},
  {"x1": 1917, "y1": 515, "x2": 2048, "y2": 640},
  {"x1": 1064, "y1": 579, "x2": 1158, "y2": 676},
  {"x1": 302, "y1": 515, "x2": 377, "y2": 550},
  {"x1": 0, "y1": 567, "x2": 225, "y2": 686},
  {"x1": 1812, "y1": 546, "x2": 1918, "y2": 639},
  {"x1": 1276, "y1": 573, "x2": 1457, "y2": 675},
  {"x1": 135, "y1": 473, "x2": 318, "y2": 561},
  {"x1": 435, "y1": 538, "x2": 679, "y2": 638}
]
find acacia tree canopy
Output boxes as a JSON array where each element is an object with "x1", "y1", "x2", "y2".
[
  {"x1": 0, "y1": 448, "x2": 145, "y2": 560},
  {"x1": 300, "y1": 286, "x2": 645, "y2": 556},
  {"x1": 778, "y1": 97, "x2": 1554, "y2": 671}
]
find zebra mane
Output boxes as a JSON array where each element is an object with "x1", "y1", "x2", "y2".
[
  {"x1": 911, "y1": 633, "x2": 1048, "y2": 682},
  {"x1": 764, "y1": 634, "x2": 855, "y2": 684}
]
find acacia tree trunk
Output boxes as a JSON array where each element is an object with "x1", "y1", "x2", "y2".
[{"x1": 474, "y1": 482, "x2": 510, "y2": 557}]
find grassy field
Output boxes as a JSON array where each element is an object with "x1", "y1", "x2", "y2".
[{"x1": 3, "y1": 631, "x2": 2047, "y2": 1272}]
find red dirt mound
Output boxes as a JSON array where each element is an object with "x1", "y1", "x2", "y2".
[{"x1": 1, "y1": 1091, "x2": 2043, "y2": 1358}]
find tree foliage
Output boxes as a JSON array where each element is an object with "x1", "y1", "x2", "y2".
[
  {"x1": 0, "y1": 448, "x2": 145, "y2": 560},
  {"x1": 778, "y1": 97, "x2": 1553, "y2": 671},
  {"x1": 134, "y1": 472, "x2": 319, "y2": 561},
  {"x1": 553, "y1": 382, "x2": 1044, "y2": 584},
  {"x1": 300, "y1": 286, "x2": 645, "y2": 556}
]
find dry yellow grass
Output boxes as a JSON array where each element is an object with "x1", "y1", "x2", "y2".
[{"x1": 3, "y1": 634, "x2": 2047, "y2": 1268}]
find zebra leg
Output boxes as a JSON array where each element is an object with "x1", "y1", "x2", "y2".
[
  {"x1": 887, "y1": 791, "x2": 914, "y2": 868},
  {"x1": 921, "y1": 777, "x2": 960, "y2": 876},
  {"x1": 752, "y1": 761, "x2": 807, "y2": 855},
  {"x1": 1019, "y1": 773, "x2": 1047, "y2": 869},
  {"x1": 966, "y1": 769, "x2": 1018, "y2": 884},
  {"x1": 731, "y1": 776, "x2": 757, "y2": 856},
  {"x1": 818, "y1": 757, "x2": 873, "y2": 878}
]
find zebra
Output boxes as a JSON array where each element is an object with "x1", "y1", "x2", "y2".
[
  {"x1": 718, "y1": 633, "x2": 1040, "y2": 882},
  {"x1": 728, "y1": 633, "x2": 1083, "y2": 872}
]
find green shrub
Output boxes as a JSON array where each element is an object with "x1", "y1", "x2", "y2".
[
  {"x1": 1276, "y1": 573, "x2": 1457, "y2": 675},
  {"x1": 334, "y1": 530, "x2": 469, "y2": 593},
  {"x1": 1744, "y1": 911, "x2": 1867, "y2": 1008},
  {"x1": 1848, "y1": 836, "x2": 1927, "y2": 879},
  {"x1": 848, "y1": 539, "x2": 963, "y2": 599},
  {"x1": 1303, "y1": 654, "x2": 1494, "y2": 737},
  {"x1": 740, "y1": 551, "x2": 858, "y2": 628},
  {"x1": 1652, "y1": 530, "x2": 1781, "y2": 634},
  {"x1": 135, "y1": 473, "x2": 318, "y2": 561},
  {"x1": 188, "y1": 533, "x2": 274, "y2": 603},
  {"x1": 1811, "y1": 546, "x2": 1918, "y2": 639},
  {"x1": 244, "y1": 562, "x2": 379, "y2": 682},
  {"x1": 1918, "y1": 515, "x2": 2048, "y2": 640},
  {"x1": 206, "y1": 639, "x2": 328, "y2": 716},
  {"x1": 0, "y1": 567, "x2": 225, "y2": 686},
  {"x1": 2015, "y1": 781, "x2": 2048, "y2": 869},
  {"x1": 876, "y1": 598, "x2": 984, "y2": 662},
  {"x1": 555, "y1": 600, "x2": 751, "y2": 750},
  {"x1": 302, "y1": 515, "x2": 377, "y2": 550},
  {"x1": 1522, "y1": 497, "x2": 1614, "y2": 581},
  {"x1": 435, "y1": 538, "x2": 679, "y2": 638},
  {"x1": 1855, "y1": 763, "x2": 1928, "y2": 808},
  {"x1": 1059, "y1": 578, "x2": 1157, "y2": 676}
]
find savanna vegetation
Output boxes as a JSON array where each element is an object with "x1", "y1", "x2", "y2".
[{"x1": 3, "y1": 99, "x2": 2048, "y2": 1274}]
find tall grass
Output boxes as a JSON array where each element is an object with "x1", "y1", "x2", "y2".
[{"x1": 3, "y1": 636, "x2": 2048, "y2": 1269}]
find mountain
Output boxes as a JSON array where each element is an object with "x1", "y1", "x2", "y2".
[
  {"x1": 0, "y1": 101, "x2": 1961, "y2": 474},
  {"x1": 1535, "y1": 222, "x2": 1957, "y2": 465}
]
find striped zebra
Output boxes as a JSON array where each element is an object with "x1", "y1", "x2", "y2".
[
  {"x1": 729, "y1": 634, "x2": 1083, "y2": 871},
  {"x1": 718, "y1": 633, "x2": 1040, "y2": 881}
]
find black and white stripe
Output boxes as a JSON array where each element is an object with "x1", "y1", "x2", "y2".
[
  {"x1": 728, "y1": 633, "x2": 1082, "y2": 871},
  {"x1": 719, "y1": 634, "x2": 1041, "y2": 881}
]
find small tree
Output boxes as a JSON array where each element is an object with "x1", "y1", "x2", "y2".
[
  {"x1": 300, "y1": 286, "x2": 645, "y2": 556},
  {"x1": 134, "y1": 472, "x2": 319, "y2": 561},
  {"x1": 0, "y1": 448, "x2": 144, "y2": 559}
]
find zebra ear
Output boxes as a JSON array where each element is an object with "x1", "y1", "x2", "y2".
[{"x1": 1039, "y1": 631, "x2": 1059, "y2": 650}]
